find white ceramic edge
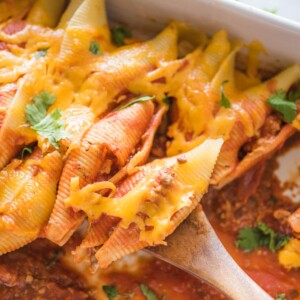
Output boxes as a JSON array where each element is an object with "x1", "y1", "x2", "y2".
[{"x1": 219, "y1": 0, "x2": 300, "y2": 33}]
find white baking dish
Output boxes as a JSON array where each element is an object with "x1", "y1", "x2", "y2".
[{"x1": 107, "y1": 0, "x2": 300, "y2": 70}]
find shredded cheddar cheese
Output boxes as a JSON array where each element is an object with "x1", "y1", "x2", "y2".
[
  {"x1": 1, "y1": 0, "x2": 300, "y2": 270},
  {"x1": 65, "y1": 139, "x2": 223, "y2": 245},
  {"x1": 278, "y1": 239, "x2": 300, "y2": 270}
]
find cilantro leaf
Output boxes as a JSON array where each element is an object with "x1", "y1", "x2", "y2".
[
  {"x1": 236, "y1": 227, "x2": 261, "y2": 252},
  {"x1": 275, "y1": 293, "x2": 287, "y2": 300},
  {"x1": 102, "y1": 285, "x2": 118, "y2": 300},
  {"x1": 35, "y1": 48, "x2": 48, "y2": 58},
  {"x1": 111, "y1": 27, "x2": 132, "y2": 46},
  {"x1": 25, "y1": 92, "x2": 71, "y2": 149},
  {"x1": 140, "y1": 284, "x2": 158, "y2": 300},
  {"x1": 25, "y1": 92, "x2": 56, "y2": 125},
  {"x1": 32, "y1": 109, "x2": 71, "y2": 149},
  {"x1": 236, "y1": 222, "x2": 290, "y2": 253},
  {"x1": 267, "y1": 89, "x2": 297, "y2": 123},
  {"x1": 89, "y1": 41, "x2": 102, "y2": 55},
  {"x1": 162, "y1": 96, "x2": 173, "y2": 105},
  {"x1": 19, "y1": 146, "x2": 33, "y2": 159},
  {"x1": 219, "y1": 80, "x2": 231, "y2": 108},
  {"x1": 118, "y1": 95, "x2": 155, "y2": 110}
]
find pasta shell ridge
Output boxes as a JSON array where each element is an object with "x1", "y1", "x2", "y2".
[
  {"x1": 217, "y1": 124, "x2": 296, "y2": 188},
  {"x1": 68, "y1": 139, "x2": 222, "y2": 268},
  {"x1": 0, "y1": 150, "x2": 63, "y2": 254},
  {"x1": 45, "y1": 101, "x2": 154, "y2": 245}
]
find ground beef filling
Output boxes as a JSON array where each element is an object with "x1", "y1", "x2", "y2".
[{"x1": 0, "y1": 239, "x2": 91, "y2": 300}]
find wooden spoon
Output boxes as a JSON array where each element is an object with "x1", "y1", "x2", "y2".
[{"x1": 148, "y1": 205, "x2": 272, "y2": 300}]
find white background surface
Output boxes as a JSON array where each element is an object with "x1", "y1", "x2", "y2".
[{"x1": 237, "y1": 0, "x2": 300, "y2": 22}]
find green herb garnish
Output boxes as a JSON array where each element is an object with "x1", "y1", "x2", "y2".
[
  {"x1": 219, "y1": 80, "x2": 231, "y2": 108},
  {"x1": 25, "y1": 91, "x2": 71, "y2": 149},
  {"x1": 102, "y1": 285, "x2": 119, "y2": 300},
  {"x1": 263, "y1": 8, "x2": 277, "y2": 14},
  {"x1": 46, "y1": 249, "x2": 64, "y2": 268},
  {"x1": 89, "y1": 40, "x2": 102, "y2": 55},
  {"x1": 162, "y1": 96, "x2": 173, "y2": 105},
  {"x1": 275, "y1": 293, "x2": 287, "y2": 300},
  {"x1": 267, "y1": 89, "x2": 297, "y2": 123},
  {"x1": 19, "y1": 146, "x2": 33, "y2": 159},
  {"x1": 35, "y1": 48, "x2": 48, "y2": 58},
  {"x1": 111, "y1": 27, "x2": 132, "y2": 46},
  {"x1": 25, "y1": 92, "x2": 56, "y2": 125},
  {"x1": 236, "y1": 222, "x2": 290, "y2": 253},
  {"x1": 118, "y1": 95, "x2": 155, "y2": 110},
  {"x1": 140, "y1": 284, "x2": 158, "y2": 300},
  {"x1": 31, "y1": 110, "x2": 71, "y2": 149}
]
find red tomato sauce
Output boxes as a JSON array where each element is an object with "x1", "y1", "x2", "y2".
[
  {"x1": 203, "y1": 155, "x2": 300, "y2": 300},
  {"x1": 100, "y1": 257, "x2": 225, "y2": 300}
]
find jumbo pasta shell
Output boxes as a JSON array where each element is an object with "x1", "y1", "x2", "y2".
[
  {"x1": 26, "y1": 0, "x2": 67, "y2": 28},
  {"x1": 217, "y1": 124, "x2": 296, "y2": 188},
  {"x1": 211, "y1": 64, "x2": 300, "y2": 186},
  {"x1": 0, "y1": 150, "x2": 63, "y2": 254},
  {"x1": 45, "y1": 101, "x2": 154, "y2": 245},
  {"x1": 0, "y1": 83, "x2": 17, "y2": 129},
  {"x1": 0, "y1": 65, "x2": 49, "y2": 170},
  {"x1": 96, "y1": 223, "x2": 148, "y2": 269},
  {"x1": 68, "y1": 138, "x2": 223, "y2": 268},
  {"x1": 80, "y1": 23, "x2": 178, "y2": 116},
  {"x1": 57, "y1": 0, "x2": 84, "y2": 29},
  {"x1": 167, "y1": 31, "x2": 233, "y2": 156},
  {"x1": 57, "y1": 0, "x2": 111, "y2": 66}
]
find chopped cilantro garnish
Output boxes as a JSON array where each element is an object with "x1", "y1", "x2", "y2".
[
  {"x1": 89, "y1": 40, "x2": 102, "y2": 55},
  {"x1": 25, "y1": 92, "x2": 71, "y2": 149},
  {"x1": 31, "y1": 110, "x2": 71, "y2": 149},
  {"x1": 19, "y1": 146, "x2": 33, "y2": 159},
  {"x1": 25, "y1": 92, "x2": 56, "y2": 125},
  {"x1": 219, "y1": 80, "x2": 231, "y2": 108},
  {"x1": 267, "y1": 89, "x2": 297, "y2": 123},
  {"x1": 35, "y1": 48, "x2": 48, "y2": 58},
  {"x1": 140, "y1": 284, "x2": 158, "y2": 300},
  {"x1": 102, "y1": 285, "x2": 119, "y2": 300},
  {"x1": 236, "y1": 222, "x2": 290, "y2": 253},
  {"x1": 118, "y1": 95, "x2": 155, "y2": 110},
  {"x1": 162, "y1": 96, "x2": 173, "y2": 105},
  {"x1": 111, "y1": 27, "x2": 132, "y2": 46},
  {"x1": 275, "y1": 293, "x2": 287, "y2": 300}
]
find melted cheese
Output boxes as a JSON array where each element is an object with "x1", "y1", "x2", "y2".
[
  {"x1": 0, "y1": 0, "x2": 33, "y2": 23},
  {"x1": 1, "y1": 0, "x2": 300, "y2": 266},
  {"x1": 26, "y1": 0, "x2": 67, "y2": 28},
  {"x1": 65, "y1": 139, "x2": 223, "y2": 245},
  {"x1": 278, "y1": 239, "x2": 300, "y2": 270}
]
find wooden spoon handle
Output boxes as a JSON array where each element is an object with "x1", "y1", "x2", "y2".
[{"x1": 149, "y1": 206, "x2": 272, "y2": 300}]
